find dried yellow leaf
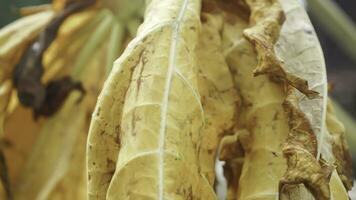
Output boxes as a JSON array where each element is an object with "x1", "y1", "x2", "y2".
[
  {"x1": 13, "y1": 93, "x2": 86, "y2": 200},
  {"x1": 196, "y1": 13, "x2": 239, "y2": 185},
  {"x1": 87, "y1": 0, "x2": 223, "y2": 199}
]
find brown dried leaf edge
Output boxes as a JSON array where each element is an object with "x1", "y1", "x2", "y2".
[{"x1": 242, "y1": 0, "x2": 352, "y2": 199}]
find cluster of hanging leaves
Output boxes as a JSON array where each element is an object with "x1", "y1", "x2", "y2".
[
  {"x1": 0, "y1": 0, "x2": 353, "y2": 199},
  {"x1": 87, "y1": 0, "x2": 353, "y2": 199}
]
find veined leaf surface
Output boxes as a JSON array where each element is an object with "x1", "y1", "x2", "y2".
[
  {"x1": 276, "y1": 0, "x2": 330, "y2": 163},
  {"x1": 88, "y1": 0, "x2": 218, "y2": 199}
]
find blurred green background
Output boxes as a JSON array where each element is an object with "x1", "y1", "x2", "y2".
[{"x1": 0, "y1": 0, "x2": 50, "y2": 27}]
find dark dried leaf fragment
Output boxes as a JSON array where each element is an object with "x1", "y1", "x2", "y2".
[
  {"x1": 280, "y1": 88, "x2": 333, "y2": 200},
  {"x1": 243, "y1": 0, "x2": 318, "y2": 98},
  {"x1": 12, "y1": 0, "x2": 95, "y2": 118}
]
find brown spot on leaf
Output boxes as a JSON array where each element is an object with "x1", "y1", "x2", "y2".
[{"x1": 106, "y1": 158, "x2": 116, "y2": 169}]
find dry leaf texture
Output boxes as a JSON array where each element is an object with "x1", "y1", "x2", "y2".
[{"x1": 87, "y1": 0, "x2": 220, "y2": 199}]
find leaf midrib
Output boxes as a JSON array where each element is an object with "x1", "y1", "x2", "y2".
[{"x1": 157, "y1": 0, "x2": 189, "y2": 199}]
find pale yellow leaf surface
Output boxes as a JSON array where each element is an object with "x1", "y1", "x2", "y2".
[
  {"x1": 101, "y1": 0, "x2": 145, "y2": 22},
  {"x1": 0, "y1": 81, "x2": 12, "y2": 138},
  {"x1": 0, "y1": 81, "x2": 12, "y2": 200},
  {"x1": 196, "y1": 13, "x2": 239, "y2": 186},
  {"x1": 13, "y1": 93, "x2": 87, "y2": 200},
  {"x1": 46, "y1": 132, "x2": 88, "y2": 200},
  {"x1": 87, "y1": 0, "x2": 220, "y2": 199},
  {"x1": 3, "y1": 106, "x2": 44, "y2": 185},
  {"x1": 225, "y1": 38, "x2": 289, "y2": 200},
  {"x1": 220, "y1": 2, "x2": 288, "y2": 199},
  {"x1": 329, "y1": 170, "x2": 349, "y2": 200}
]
